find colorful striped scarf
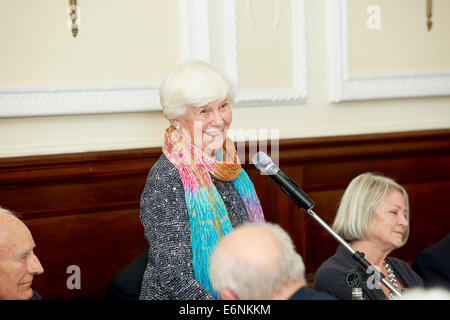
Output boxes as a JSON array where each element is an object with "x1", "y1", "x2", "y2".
[{"x1": 162, "y1": 126, "x2": 265, "y2": 299}]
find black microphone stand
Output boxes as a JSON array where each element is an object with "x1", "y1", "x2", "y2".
[{"x1": 271, "y1": 170, "x2": 402, "y2": 298}]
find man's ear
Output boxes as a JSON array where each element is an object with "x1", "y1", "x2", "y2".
[{"x1": 220, "y1": 289, "x2": 239, "y2": 300}]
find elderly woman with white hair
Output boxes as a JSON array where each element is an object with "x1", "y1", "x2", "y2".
[
  {"x1": 139, "y1": 60, "x2": 265, "y2": 300},
  {"x1": 313, "y1": 172, "x2": 424, "y2": 300}
]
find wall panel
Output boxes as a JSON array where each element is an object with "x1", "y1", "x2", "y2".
[{"x1": 0, "y1": 129, "x2": 449, "y2": 299}]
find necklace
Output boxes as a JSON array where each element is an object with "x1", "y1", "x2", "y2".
[{"x1": 383, "y1": 260, "x2": 399, "y2": 300}]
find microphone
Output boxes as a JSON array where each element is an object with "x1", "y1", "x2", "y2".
[{"x1": 251, "y1": 152, "x2": 315, "y2": 212}]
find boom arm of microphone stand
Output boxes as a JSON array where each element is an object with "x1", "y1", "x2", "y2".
[{"x1": 305, "y1": 209, "x2": 402, "y2": 298}]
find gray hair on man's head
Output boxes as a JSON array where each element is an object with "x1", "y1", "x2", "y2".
[
  {"x1": 159, "y1": 60, "x2": 235, "y2": 120},
  {"x1": 332, "y1": 172, "x2": 410, "y2": 244},
  {"x1": 209, "y1": 222, "x2": 305, "y2": 300}
]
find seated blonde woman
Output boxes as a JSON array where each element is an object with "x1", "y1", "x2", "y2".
[{"x1": 313, "y1": 172, "x2": 424, "y2": 300}]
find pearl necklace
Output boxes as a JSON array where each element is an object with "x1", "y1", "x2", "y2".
[{"x1": 383, "y1": 260, "x2": 399, "y2": 300}]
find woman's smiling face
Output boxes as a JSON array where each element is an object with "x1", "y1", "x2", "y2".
[{"x1": 173, "y1": 98, "x2": 232, "y2": 156}]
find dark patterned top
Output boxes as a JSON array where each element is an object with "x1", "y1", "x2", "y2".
[
  {"x1": 139, "y1": 154, "x2": 251, "y2": 300},
  {"x1": 313, "y1": 245, "x2": 424, "y2": 300}
]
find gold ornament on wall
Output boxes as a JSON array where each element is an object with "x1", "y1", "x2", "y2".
[
  {"x1": 426, "y1": 0, "x2": 433, "y2": 31},
  {"x1": 68, "y1": 0, "x2": 79, "y2": 37}
]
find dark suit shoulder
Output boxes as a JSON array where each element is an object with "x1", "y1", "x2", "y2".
[
  {"x1": 289, "y1": 286, "x2": 336, "y2": 300},
  {"x1": 29, "y1": 291, "x2": 42, "y2": 300},
  {"x1": 411, "y1": 234, "x2": 450, "y2": 289},
  {"x1": 313, "y1": 261, "x2": 352, "y2": 300}
]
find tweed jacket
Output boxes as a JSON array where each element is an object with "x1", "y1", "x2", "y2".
[{"x1": 139, "y1": 154, "x2": 250, "y2": 300}]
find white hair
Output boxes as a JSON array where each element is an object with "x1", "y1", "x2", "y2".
[
  {"x1": 209, "y1": 222, "x2": 305, "y2": 300},
  {"x1": 397, "y1": 287, "x2": 450, "y2": 300},
  {"x1": 159, "y1": 60, "x2": 234, "y2": 120},
  {"x1": 332, "y1": 172, "x2": 410, "y2": 244}
]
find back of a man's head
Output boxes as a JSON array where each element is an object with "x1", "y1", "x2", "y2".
[{"x1": 210, "y1": 222, "x2": 305, "y2": 300}]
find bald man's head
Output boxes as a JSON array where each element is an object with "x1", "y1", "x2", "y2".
[
  {"x1": 0, "y1": 207, "x2": 17, "y2": 217},
  {"x1": 210, "y1": 222, "x2": 305, "y2": 300},
  {"x1": 216, "y1": 224, "x2": 281, "y2": 273},
  {"x1": 0, "y1": 208, "x2": 19, "y2": 247},
  {"x1": 0, "y1": 207, "x2": 44, "y2": 300}
]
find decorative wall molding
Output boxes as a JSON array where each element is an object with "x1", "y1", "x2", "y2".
[
  {"x1": 0, "y1": 83, "x2": 161, "y2": 117},
  {"x1": 326, "y1": 0, "x2": 450, "y2": 102},
  {"x1": 179, "y1": 0, "x2": 210, "y2": 63},
  {"x1": 223, "y1": 0, "x2": 307, "y2": 106},
  {"x1": 0, "y1": 0, "x2": 210, "y2": 117}
]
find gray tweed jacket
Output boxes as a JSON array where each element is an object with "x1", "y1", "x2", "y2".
[{"x1": 139, "y1": 154, "x2": 250, "y2": 300}]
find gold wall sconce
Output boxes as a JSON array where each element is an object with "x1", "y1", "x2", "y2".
[
  {"x1": 68, "y1": 0, "x2": 79, "y2": 37},
  {"x1": 426, "y1": 0, "x2": 433, "y2": 31}
]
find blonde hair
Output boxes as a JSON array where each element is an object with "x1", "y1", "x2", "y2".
[
  {"x1": 332, "y1": 172, "x2": 410, "y2": 244},
  {"x1": 159, "y1": 60, "x2": 234, "y2": 120}
]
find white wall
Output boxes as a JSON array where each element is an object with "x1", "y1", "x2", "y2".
[{"x1": 0, "y1": 0, "x2": 449, "y2": 158}]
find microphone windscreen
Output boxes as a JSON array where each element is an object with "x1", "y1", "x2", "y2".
[{"x1": 252, "y1": 152, "x2": 276, "y2": 175}]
